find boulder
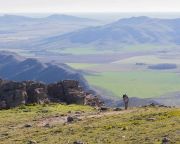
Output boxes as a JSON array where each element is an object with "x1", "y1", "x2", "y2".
[
  {"x1": 84, "y1": 95, "x2": 102, "y2": 107},
  {"x1": 0, "y1": 100, "x2": 6, "y2": 110},
  {"x1": 113, "y1": 107, "x2": 122, "y2": 111},
  {"x1": 47, "y1": 82, "x2": 65, "y2": 101},
  {"x1": 67, "y1": 116, "x2": 74, "y2": 123},
  {"x1": 27, "y1": 140, "x2": 37, "y2": 144},
  {"x1": 99, "y1": 106, "x2": 109, "y2": 111},
  {"x1": 0, "y1": 81, "x2": 26, "y2": 92},
  {"x1": 65, "y1": 89, "x2": 85, "y2": 104},
  {"x1": 0, "y1": 84, "x2": 27, "y2": 108},
  {"x1": 25, "y1": 81, "x2": 48, "y2": 104},
  {"x1": 62, "y1": 80, "x2": 79, "y2": 89},
  {"x1": 73, "y1": 141, "x2": 85, "y2": 144},
  {"x1": 162, "y1": 136, "x2": 170, "y2": 144},
  {"x1": 24, "y1": 124, "x2": 32, "y2": 128}
]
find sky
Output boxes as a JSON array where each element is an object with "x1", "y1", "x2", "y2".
[{"x1": 0, "y1": 0, "x2": 180, "y2": 13}]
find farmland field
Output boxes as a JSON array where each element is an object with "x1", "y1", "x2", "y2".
[
  {"x1": 65, "y1": 47, "x2": 180, "y2": 99},
  {"x1": 2, "y1": 43, "x2": 180, "y2": 99},
  {"x1": 85, "y1": 71, "x2": 180, "y2": 98},
  {"x1": 67, "y1": 59, "x2": 180, "y2": 99}
]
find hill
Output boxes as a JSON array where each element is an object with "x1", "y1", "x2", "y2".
[
  {"x1": 36, "y1": 16, "x2": 180, "y2": 49},
  {"x1": 0, "y1": 104, "x2": 179, "y2": 144},
  {"x1": 0, "y1": 14, "x2": 100, "y2": 45},
  {"x1": 0, "y1": 51, "x2": 89, "y2": 88},
  {"x1": 0, "y1": 14, "x2": 96, "y2": 24}
]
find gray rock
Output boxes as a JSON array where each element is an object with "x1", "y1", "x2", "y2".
[
  {"x1": 27, "y1": 140, "x2": 37, "y2": 144},
  {"x1": 147, "y1": 118, "x2": 156, "y2": 121},
  {"x1": 113, "y1": 107, "x2": 122, "y2": 111},
  {"x1": 67, "y1": 116, "x2": 74, "y2": 123},
  {"x1": 24, "y1": 124, "x2": 32, "y2": 128},
  {"x1": 162, "y1": 136, "x2": 170, "y2": 144},
  {"x1": 0, "y1": 100, "x2": 6, "y2": 110},
  {"x1": 99, "y1": 106, "x2": 109, "y2": 111},
  {"x1": 73, "y1": 141, "x2": 85, "y2": 144}
]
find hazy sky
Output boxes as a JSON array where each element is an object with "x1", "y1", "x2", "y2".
[{"x1": 0, "y1": 0, "x2": 180, "y2": 13}]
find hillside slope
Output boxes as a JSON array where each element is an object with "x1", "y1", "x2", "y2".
[
  {"x1": 37, "y1": 16, "x2": 180, "y2": 49},
  {"x1": 0, "y1": 51, "x2": 89, "y2": 88},
  {"x1": 0, "y1": 104, "x2": 179, "y2": 144},
  {"x1": 0, "y1": 14, "x2": 100, "y2": 45}
]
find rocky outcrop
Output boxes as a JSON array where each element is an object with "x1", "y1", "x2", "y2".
[
  {"x1": 0, "y1": 80, "x2": 27, "y2": 108},
  {"x1": 25, "y1": 81, "x2": 48, "y2": 104},
  {"x1": 0, "y1": 79, "x2": 101, "y2": 109},
  {"x1": 84, "y1": 94, "x2": 103, "y2": 107}
]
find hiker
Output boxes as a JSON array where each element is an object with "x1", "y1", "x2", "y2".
[{"x1": 123, "y1": 94, "x2": 129, "y2": 110}]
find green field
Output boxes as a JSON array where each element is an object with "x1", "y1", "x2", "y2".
[
  {"x1": 85, "y1": 71, "x2": 180, "y2": 98},
  {"x1": 67, "y1": 61, "x2": 180, "y2": 98}
]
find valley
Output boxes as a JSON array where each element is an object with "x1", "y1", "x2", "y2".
[
  {"x1": 1, "y1": 0, "x2": 180, "y2": 141},
  {"x1": 1, "y1": 15, "x2": 180, "y2": 106}
]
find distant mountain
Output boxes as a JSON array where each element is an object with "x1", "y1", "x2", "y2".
[
  {"x1": 0, "y1": 14, "x2": 96, "y2": 24},
  {"x1": 44, "y1": 14, "x2": 95, "y2": 22},
  {"x1": 37, "y1": 16, "x2": 180, "y2": 49},
  {"x1": 0, "y1": 14, "x2": 100, "y2": 43},
  {"x1": 0, "y1": 51, "x2": 89, "y2": 88},
  {"x1": 0, "y1": 15, "x2": 35, "y2": 23}
]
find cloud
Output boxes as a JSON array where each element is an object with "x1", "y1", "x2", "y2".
[{"x1": 0, "y1": 0, "x2": 180, "y2": 13}]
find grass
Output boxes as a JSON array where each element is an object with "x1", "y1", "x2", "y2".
[
  {"x1": 85, "y1": 71, "x2": 180, "y2": 98},
  {"x1": 0, "y1": 104, "x2": 94, "y2": 127},
  {"x1": 0, "y1": 104, "x2": 179, "y2": 144}
]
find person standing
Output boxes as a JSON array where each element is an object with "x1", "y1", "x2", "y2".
[{"x1": 123, "y1": 94, "x2": 129, "y2": 110}]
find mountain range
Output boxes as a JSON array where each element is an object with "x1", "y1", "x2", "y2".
[
  {"x1": 0, "y1": 51, "x2": 89, "y2": 88},
  {"x1": 0, "y1": 14, "x2": 96, "y2": 24},
  {"x1": 0, "y1": 14, "x2": 100, "y2": 43},
  {"x1": 35, "y1": 16, "x2": 180, "y2": 49},
  {"x1": 2, "y1": 16, "x2": 180, "y2": 50}
]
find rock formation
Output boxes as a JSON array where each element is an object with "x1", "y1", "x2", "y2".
[{"x1": 0, "y1": 79, "x2": 101, "y2": 109}]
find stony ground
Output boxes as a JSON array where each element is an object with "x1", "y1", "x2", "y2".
[{"x1": 0, "y1": 104, "x2": 179, "y2": 144}]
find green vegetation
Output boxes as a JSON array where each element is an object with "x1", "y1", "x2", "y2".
[
  {"x1": 85, "y1": 71, "x2": 180, "y2": 98},
  {"x1": 0, "y1": 104, "x2": 94, "y2": 126},
  {"x1": 0, "y1": 104, "x2": 179, "y2": 144}
]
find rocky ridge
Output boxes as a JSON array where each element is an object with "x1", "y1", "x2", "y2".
[{"x1": 0, "y1": 79, "x2": 101, "y2": 109}]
